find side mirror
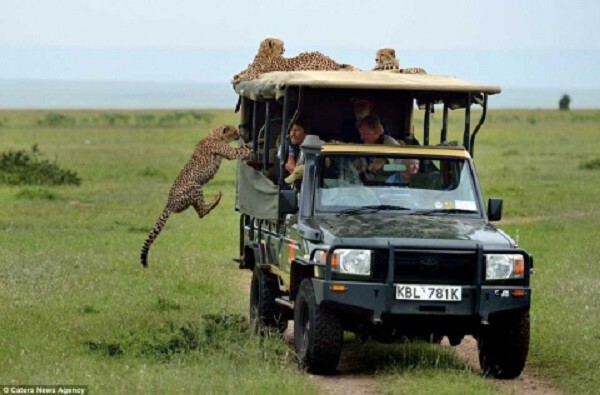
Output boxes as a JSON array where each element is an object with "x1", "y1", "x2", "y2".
[
  {"x1": 487, "y1": 198, "x2": 503, "y2": 221},
  {"x1": 279, "y1": 189, "x2": 298, "y2": 215}
]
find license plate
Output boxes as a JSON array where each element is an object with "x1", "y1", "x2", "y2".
[{"x1": 396, "y1": 284, "x2": 461, "y2": 302}]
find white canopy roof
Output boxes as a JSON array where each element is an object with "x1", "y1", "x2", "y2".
[{"x1": 233, "y1": 70, "x2": 501, "y2": 100}]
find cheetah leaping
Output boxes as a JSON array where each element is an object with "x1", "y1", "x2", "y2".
[{"x1": 140, "y1": 125, "x2": 252, "y2": 267}]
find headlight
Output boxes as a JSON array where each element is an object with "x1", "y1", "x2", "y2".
[
  {"x1": 314, "y1": 249, "x2": 372, "y2": 275},
  {"x1": 485, "y1": 254, "x2": 525, "y2": 280},
  {"x1": 337, "y1": 249, "x2": 372, "y2": 275}
]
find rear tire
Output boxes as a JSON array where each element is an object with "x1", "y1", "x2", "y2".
[
  {"x1": 294, "y1": 279, "x2": 343, "y2": 375},
  {"x1": 249, "y1": 266, "x2": 287, "y2": 334},
  {"x1": 478, "y1": 310, "x2": 530, "y2": 379}
]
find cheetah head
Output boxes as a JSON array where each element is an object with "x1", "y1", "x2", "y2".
[
  {"x1": 375, "y1": 48, "x2": 397, "y2": 65},
  {"x1": 211, "y1": 124, "x2": 240, "y2": 142},
  {"x1": 258, "y1": 37, "x2": 285, "y2": 58}
]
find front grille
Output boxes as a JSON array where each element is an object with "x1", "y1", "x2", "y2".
[{"x1": 372, "y1": 250, "x2": 478, "y2": 285}]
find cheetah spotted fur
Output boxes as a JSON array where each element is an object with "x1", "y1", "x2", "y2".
[
  {"x1": 372, "y1": 47, "x2": 427, "y2": 75},
  {"x1": 140, "y1": 125, "x2": 252, "y2": 267},
  {"x1": 372, "y1": 48, "x2": 400, "y2": 71},
  {"x1": 232, "y1": 38, "x2": 357, "y2": 83}
]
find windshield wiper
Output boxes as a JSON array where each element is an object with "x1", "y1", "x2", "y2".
[
  {"x1": 411, "y1": 208, "x2": 478, "y2": 216},
  {"x1": 336, "y1": 205, "x2": 412, "y2": 217}
]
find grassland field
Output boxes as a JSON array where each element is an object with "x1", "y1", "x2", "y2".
[{"x1": 0, "y1": 108, "x2": 598, "y2": 394}]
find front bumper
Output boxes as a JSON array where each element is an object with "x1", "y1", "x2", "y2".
[
  {"x1": 314, "y1": 244, "x2": 531, "y2": 323},
  {"x1": 313, "y1": 279, "x2": 530, "y2": 322}
]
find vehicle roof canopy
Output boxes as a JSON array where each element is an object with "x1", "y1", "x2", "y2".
[{"x1": 233, "y1": 70, "x2": 501, "y2": 101}]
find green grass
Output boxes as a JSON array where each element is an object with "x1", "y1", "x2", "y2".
[
  {"x1": 1, "y1": 109, "x2": 599, "y2": 394},
  {"x1": 342, "y1": 337, "x2": 498, "y2": 394}
]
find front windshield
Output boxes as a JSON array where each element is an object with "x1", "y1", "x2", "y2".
[{"x1": 315, "y1": 154, "x2": 480, "y2": 215}]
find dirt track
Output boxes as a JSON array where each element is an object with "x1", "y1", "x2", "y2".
[
  {"x1": 285, "y1": 324, "x2": 563, "y2": 395},
  {"x1": 283, "y1": 325, "x2": 379, "y2": 394},
  {"x1": 443, "y1": 336, "x2": 563, "y2": 395}
]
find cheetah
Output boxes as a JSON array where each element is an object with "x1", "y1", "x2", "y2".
[
  {"x1": 372, "y1": 48, "x2": 399, "y2": 71},
  {"x1": 372, "y1": 47, "x2": 427, "y2": 75},
  {"x1": 400, "y1": 67, "x2": 428, "y2": 75},
  {"x1": 140, "y1": 125, "x2": 252, "y2": 267},
  {"x1": 232, "y1": 38, "x2": 357, "y2": 83}
]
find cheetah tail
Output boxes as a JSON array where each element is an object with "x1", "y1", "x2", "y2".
[{"x1": 140, "y1": 207, "x2": 171, "y2": 268}]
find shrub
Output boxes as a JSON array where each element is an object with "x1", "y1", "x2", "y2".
[
  {"x1": 0, "y1": 146, "x2": 81, "y2": 186},
  {"x1": 134, "y1": 113, "x2": 156, "y2": 125},
  {"x1": 15, "y1": 188, "x2": 59, "y2": 200},
  {"x1": 580, "y1": 158, "x2": 600, "y2": 170},
  {"x1": 139, "y1": 166, "x2": 167, "y2": 180},
  {"x1": 87, "y1": 341, "x2": 124, "y2": 357},
  {"x1": 157, "y1": 111, "x2": 214, "y2": 126},
  {"x1": 559, "y1": 94, "x2": 571, "y2": 111},
  {"x1": 191, "y1": 112, "x2": 214, "y2": 123},
  {"x1": 502, "y1": 149, "x2": 520, "y2": 157},
  {"x1": 79, "y1": 111, "x2": 216, "y2": 127},
  {"x1": 37, "y1": 112, "x2": 76, "y2": 126},
  {"x1": 100, "y1": 113, "x2": 130, "y2": 126}
]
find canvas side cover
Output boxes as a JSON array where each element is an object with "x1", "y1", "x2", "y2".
[{"x1": 236, "y1": 161, "x2": 279, "y2": 220}]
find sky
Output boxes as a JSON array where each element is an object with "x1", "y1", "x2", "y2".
[{"x1": 1, "y1": 0, "x2": 599, "y2": 89}]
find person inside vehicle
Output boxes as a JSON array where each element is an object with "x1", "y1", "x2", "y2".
[
  {"x1": 357, "y1": 115, "x2": 400, "y2": 146},
  {"x1": 284, "y1": 118, "x2": 310, "y2": 174},
  {"x1": 340, "y1": 97, "x2": 389, "y2": 143},
  {"x1": 283, "y1": 118, "x2": 312, "y2": 189},
  {"x1": 401, "y1": 158, "x2": 420, "y2": 182},
  {"x1": 382, "y1": 158, "x2": 422, "y2": 185},
  {"x1": 353, "y1": 115, "x2": 402, "y2": 182}
]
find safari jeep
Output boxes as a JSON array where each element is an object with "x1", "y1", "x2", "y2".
[{"x1": 232, "y1": 71, "x2": 532, "y2": 378}]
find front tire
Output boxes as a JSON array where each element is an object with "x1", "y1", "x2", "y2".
[
  {"x1": 478, "y1": 310, "x2": 530, "y2": 379},
  {"x1": 294, "y1": 279, "x2": 343, "y2": 375},
  {"x1": 249, "y1": 266, "x2": 287, "y2": 334}
]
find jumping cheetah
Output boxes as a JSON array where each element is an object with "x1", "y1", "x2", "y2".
[{"x1": 140, "y1": 125, "x2": 252, "y2": 267}]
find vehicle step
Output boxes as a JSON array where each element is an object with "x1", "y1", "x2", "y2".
[{"x1": 275, "y1": 296, "x2": 295, "y2": 309}]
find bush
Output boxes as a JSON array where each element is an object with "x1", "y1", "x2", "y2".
[
  {"x1": 580, "y1": 158, "x2": 600, "y2": 170},
  {"x1": 157, "y1": 111, "x2": 214, "y2": 126},
  {"x1": 64, "y1": 111, "x2": 215, "y2": 127},
  {"x1": 37, "y1": 112, "x2": 76, "y2": 126},
  {"x1": 100, "y1": 113, "x2": 130, "y2": 126},
  {"x1": 0, "y1": 146, "x2": 81, "y2": 186},
  {"x1": 559, "y1": 94, "x2": 571, "y2": 111},
  {"x1": 15, "y1": 188, "x2": 59, "y2": 200},
  {"x1": 134, "y1": 113, "x2": 156, "y2": 125}
]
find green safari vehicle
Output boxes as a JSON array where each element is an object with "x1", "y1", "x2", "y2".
[{"x1": 232, "y1": 70, "x2": 532, "y2": 378}]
